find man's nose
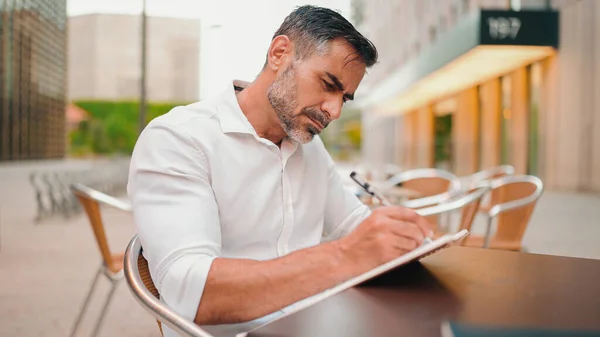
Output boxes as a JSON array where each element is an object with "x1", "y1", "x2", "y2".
[{"x1": 321, "y1": 97, "x2": 343, "y2": 121}]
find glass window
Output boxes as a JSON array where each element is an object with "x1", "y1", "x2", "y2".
[
  {"x1": 510, "y1": 0, "x2": 522, "y2": 11},
  {"x1": 433, "y1": 98, "x2": 457, "y2": 171},
  {"x1": 462, "y1": 0, "x2": 470, "y2": 14}
]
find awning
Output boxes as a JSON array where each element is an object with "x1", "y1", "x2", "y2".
[{"x1": 355, "y1": 9, "x2": 559, "y2": 115}]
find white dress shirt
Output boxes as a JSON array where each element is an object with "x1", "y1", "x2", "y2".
[{"x1": 127, "y1": 81, "x2": 371, "y2": 336}]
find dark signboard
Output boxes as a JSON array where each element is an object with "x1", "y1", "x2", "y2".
[{"x1": 479, "y1": 10, "x2": 559, "y2": 48}]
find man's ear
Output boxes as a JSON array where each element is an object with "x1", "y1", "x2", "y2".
[{"x1": 266, "y1": 35, "x2": 293, "y2": 71}]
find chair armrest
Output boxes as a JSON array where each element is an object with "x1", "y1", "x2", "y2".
[
  {"x1": 488, "y1": 193, "x2": 540, "y2": 218},
  {"x1": 416, "y1": 187, "x2": 489, "y2": 217},
  {"x1": 124, "y1": 235, "x2": 214, "y2": 337},
  {"x1": 71, "y1": 183, "x2": 132, "y2": 212},
  {"x1": 400, "y1": 192, "x2": 455, "y2": 209},
  {"x1": 486, "y1": 176, "x2": 544, "y2": 219}
]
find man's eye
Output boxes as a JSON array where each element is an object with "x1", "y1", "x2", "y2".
[{"x1": 323, "y1": 80, "x2": 336, "y2": 91}]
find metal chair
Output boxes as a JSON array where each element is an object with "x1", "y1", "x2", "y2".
[
  {"x1": 461, "y1": 165, "x2": 515, "y2": 213},
  {"x1": 382, "y1": 168, "x2": 463, "y2": 209},
  {"x1": 417, "y1": 185, "x2": 490, "y2": 236},
  {"x1": 124, "y1": 235, "x2": 215, "y2": 337},
  {"x1": 69, "y1": 183, "x2": 132, "y2": 337},
  {"x1": 460, "y1": 165, "x2": 515, "y2": 191},
  {"x1": 462, "y1": 175, "x2": 544, "y2": 251}
]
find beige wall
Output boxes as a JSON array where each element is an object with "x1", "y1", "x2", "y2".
[
  {"x1": 540, "y1": 0, "x2": 600, "y2": 192},
  {"x1": 357, "y1": 0, "x2": 509, "y2": 93},
  {"x1": 68, "y1": 14, "x2": 200, "y2": 102},
  {"x1": 358, "y1": 0, "x2": 600, "y2": 192}
]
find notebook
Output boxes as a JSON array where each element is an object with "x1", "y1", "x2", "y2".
[{"x1": 238, "y1": 229, "x2": 470, "y2": 337}]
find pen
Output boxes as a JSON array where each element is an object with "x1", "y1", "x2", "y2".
[
  {"x1": 350, "y1": 171, "x2": 393, "y2": 206},
  {"x1": 350, "y1": 171, "x2": 433, "y2": 245}
]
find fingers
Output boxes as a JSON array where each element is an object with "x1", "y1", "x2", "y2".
[
  {"x1": 389, "y1": 221, "x2": 424, "y2": 243},
  {"x1": 377, "y1": 206, "x2": 433, "y2": 239},
  {"x1": 391, "y1": 236, "x2": 419, "y2": 252}
]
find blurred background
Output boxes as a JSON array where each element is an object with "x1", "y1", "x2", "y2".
[{"x1": 0, "y1": 0, "x2": 599, "y2": 336}]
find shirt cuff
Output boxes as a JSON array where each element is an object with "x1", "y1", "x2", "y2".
[
  {"x1": 158, "y1": 254, "x2": 217, "y2": 322},
  {"x1": 323, "y1": 204, "x2": 371, "y2": 241}
]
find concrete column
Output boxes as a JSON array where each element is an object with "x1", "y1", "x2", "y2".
[
  {"x1": 480, "y1": 78, "x2": 502, "y2": 170},
  {"x1": 453, "y1": 87, "x2": 479, "y2": 176},
  {"x1": 402, "y1": 111, "x2": 417, "y2": 169},
  {"x1": 510, "y1": 67, "x2": 530, "y2": 175}
]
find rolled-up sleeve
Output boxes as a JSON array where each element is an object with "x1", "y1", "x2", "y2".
[
  {"x1": 321, "y1": 152, "x2": 371, "y2": 242},
  {"x1": 127, "y1": 119, "x2": 220, "y2": 323}
]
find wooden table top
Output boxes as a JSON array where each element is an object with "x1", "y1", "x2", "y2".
[{"x1": 249, "y1": 247, "x2": 600, "y2": 337}]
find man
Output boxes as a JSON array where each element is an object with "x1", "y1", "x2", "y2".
[{"x1": 128, "y1": 5, "x2": 432, "y2": 336}]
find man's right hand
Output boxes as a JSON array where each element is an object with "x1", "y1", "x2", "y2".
[{"x1": 335, "y1": 206, "x2": 433, "y2": 272}]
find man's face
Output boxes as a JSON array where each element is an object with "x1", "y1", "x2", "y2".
[{"x1": 267, "y1": 39, "x2": 366, "y2": 144}]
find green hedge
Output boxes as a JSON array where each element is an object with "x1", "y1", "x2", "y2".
[{"x1": 70, "y1": 100, "x2": 189, "y2": 156}]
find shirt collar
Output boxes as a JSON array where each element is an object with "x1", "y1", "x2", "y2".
[
  {"x1": 216, "y1": 80, "x2": 299, "y2": 151},
  {"x1": 216, "y1": 80, "x2": 257, "y2": 135}
]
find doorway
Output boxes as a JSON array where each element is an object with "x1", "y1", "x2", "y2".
[{"x1": 433, "y1": 98, "x2": 457, "y2": 171}]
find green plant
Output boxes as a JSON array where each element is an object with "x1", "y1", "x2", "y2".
[{"x1": 69, "y1": 100, "x2": 189, "y2": 156}]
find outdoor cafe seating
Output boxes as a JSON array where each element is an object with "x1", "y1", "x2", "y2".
[
  {"x1": 122, "y1": 190, "x2": 491, "y2": 337},
  {"x1": 356, "y1": 165, "x2": 543, "y2": 252},
  {"x1": 69, "y1": 184, "x2": 132, "y2": 337},
  {"x1": 68, "y1": 163, "x2": 549, "y2": 336}
]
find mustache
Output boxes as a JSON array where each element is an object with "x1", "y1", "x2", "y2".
[{"x1": 303, "y1": 108, "x2": 331, "y2": 128}]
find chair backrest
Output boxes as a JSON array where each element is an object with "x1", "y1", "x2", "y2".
[
  {"x1": 456, "y1": 187, "x2": 488, "y2": 233},
  {"x1": 484, "y1": 175, "x2": 544, "y2": 244},
  {"x1": 468, "y1": 165, "x2": 515, "y2": 186},
  {"x1": 384, "y1": 168, "x2": 463, "y2": 209},
  {"x1": 466, "y1": 165, "x2": 515, "y2": 206},
  {"x1": 417, "y1": 186, "x2": 489, "y2": 233},
  {"x1": 138, "y1": 253, "x2": 164, "y2": 336},
  {"x1": 124, "y1": 235, "x2": 215, "y2": 337},
  {"x1": 70, "y1": 183, "x2": 131, "y2": 274}
]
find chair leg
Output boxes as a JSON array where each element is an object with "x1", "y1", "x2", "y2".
[
  {"x1": 90, "y1": 278, "x2": 119, "y2": 337},
  {"x1": 483, "y1": 216, "x2": 493, "y2": 248},
  {"x1": 70, "y1": 266, "x2": 103, "y2": 337}
]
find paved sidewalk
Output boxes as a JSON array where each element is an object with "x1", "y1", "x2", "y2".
[
  {"x1": 0, "y1": 158, "x2": 158, "y2": 337},
  {"x1": 0, "y1": 158, "x2": 599, "y2": 337}
]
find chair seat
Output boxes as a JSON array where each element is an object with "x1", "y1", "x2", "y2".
[{"x1": 461, "y1": 235, "x2": 522, "y2": 251}]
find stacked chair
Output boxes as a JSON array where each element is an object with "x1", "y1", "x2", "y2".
[{"x1": 370, "y1": 165, "x2": 544, "y2": 252}]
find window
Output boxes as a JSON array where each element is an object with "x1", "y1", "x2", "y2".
[
  {"x1": 510, "y1": 0, "x2": 522, "y2": 11},
  {"x1": 429, "y1": 25, "x2": 437, "y2": 42},
  {"x1": 462, "y1": 0, "x2": 470, "y2": 14},
  {"x1": 450, "y1": 5, "x2": 458, "y2": 25}
]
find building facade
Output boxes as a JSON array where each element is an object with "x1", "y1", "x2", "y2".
[
  {"x1": 68, "y1": 14, "x2": 200, "y2": 103},
  {"x1": 68, "y1": 14, "x2": 200, "y2": 102},
  {"x1": 354, "y1": 0, "x2": 600, "y2": 192},
  {"x1": 0, "y1": 0, "x2": 67, "y2": 161}
]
